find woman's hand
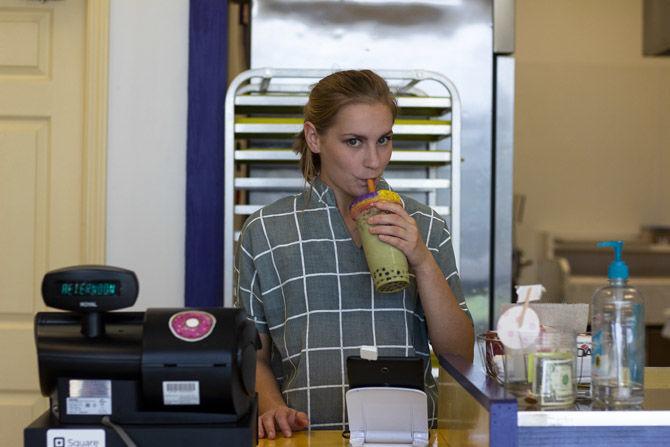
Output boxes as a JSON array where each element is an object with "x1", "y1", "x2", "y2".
[
  {"x1": 368, "y1": 201, "x2": 474, "y2": 362},
  {"x1": 366, "y1": 201, "x2": 431, "y2": 270},
  {"x1": 258, "y1": 405, "x2": 309, "y2": 439}
]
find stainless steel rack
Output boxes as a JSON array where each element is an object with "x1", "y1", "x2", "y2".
[{"x1": 224, "y1": 68, "x2": 462, "y2": 304}]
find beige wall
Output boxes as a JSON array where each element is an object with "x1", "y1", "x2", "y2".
[
  {"x1": 514, "y1": 0, "x2": 670, "y2": 281},
  {"x1": 228, "y1": 2, "x2": 249, "y2": 83}
]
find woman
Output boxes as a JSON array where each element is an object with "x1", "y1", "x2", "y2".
[{"x1": 234, "y1": 69, "x2": 474, "y2": 439}]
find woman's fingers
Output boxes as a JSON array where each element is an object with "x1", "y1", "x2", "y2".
[
  {"x1": 286, "y1": 409, "x2": 310, "y2": 431},
  {"x1": 258, "y1": 407, "x2": 309, "y2": 439},
  {"x1": 292, "y1": 411, "x2": 310, "y2": 429},
  {"x1": 258, "y1": 416, "x2": 266, "y2": 439},
  {"x1": 368, "y1": 210, "x2": 420, "y2": 244},
  {"x1": 365, "y1": 202, "x2": 431, "y2": 267},
  {"x1": 260, "y1": 412, "x2": 276, "y2": 439},
  {"x1": 373, "y1": 223, "x2": 411, "y2": 239},
  {"x1": 368, "y1": 212, "x2": 409, "y2": 233},
  {"x1": 275, "y1": 408, "x2": 294, "y2": 438},
  {"x1": 369, "y1": 214, "x2": 407, "y2": 232},
  {"x1": 287, "y1": 410, "x2": 298, "y2": 428},
  {"x1": 370, "y1": 201, "x2": 413, "y2": 223}
]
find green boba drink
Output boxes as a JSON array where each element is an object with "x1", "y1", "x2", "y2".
[{"x1": 350, "y1": 189, "x2": 410, "y2": 293}]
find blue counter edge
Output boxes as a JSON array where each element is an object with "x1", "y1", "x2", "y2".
[
  {"x1": 438, "y1": 353, "x2": 517, "y2": 408},
  {"x1": 438, "y1": 355, "x2": 670, "y2": 447}
]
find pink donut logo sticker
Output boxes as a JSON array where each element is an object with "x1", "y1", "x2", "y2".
[{"x1": 168, "y1": 310, "x2": 217, "y2": 342}]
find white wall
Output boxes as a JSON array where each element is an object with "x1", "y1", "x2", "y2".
[
  {"x1": 104, "y1": 0, "x2": 670, "y2": 303},
  {"x1": 107, "y1": 0, "x2": 189, "y2": 309},
  {"x1": 514, "y1": 0, "x2": 670, "y2": 282}
]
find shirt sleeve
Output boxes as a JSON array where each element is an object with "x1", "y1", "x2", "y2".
[
  {"x1": 431, "y1": 215, "x2": 473, "y2": 323},
  {"x1": 234, "y1": 224, "x2": 270, "y2": 334}
]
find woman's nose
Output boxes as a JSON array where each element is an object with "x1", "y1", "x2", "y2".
[{"x1": 362, "y1": 143, "x2": 381, "y2": 169}]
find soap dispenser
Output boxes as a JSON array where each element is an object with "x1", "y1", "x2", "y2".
[{"x1": 591, "y1": 241, "x2": 645, "y2": 407}]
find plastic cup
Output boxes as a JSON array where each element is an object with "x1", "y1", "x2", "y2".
[
  {"x1": 503, "y1": 348, "x2": 532, "y2": 395},
  {"x1": 476, "y1": 332, "x2": 505, "y2": 382},
  {"x1": 350, "y1": 190, "x2": 410, "y2": 293}
]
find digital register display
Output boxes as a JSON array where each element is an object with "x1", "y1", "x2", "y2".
[{"x1": 57, "y1": 281, "x2": 121, "y2": 297}]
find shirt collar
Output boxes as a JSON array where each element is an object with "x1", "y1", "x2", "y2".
[{"x1": 309, "y1": 177, "x2": 336, "y2": 207}]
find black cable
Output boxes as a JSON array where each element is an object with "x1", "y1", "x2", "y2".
[{"x1": 101, "y1": 416, "x2": 137, "y2": 447}]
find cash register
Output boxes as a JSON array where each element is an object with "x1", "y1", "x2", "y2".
[{"x1": 24, "y1": 265, "x2": 259, "y2": 447}]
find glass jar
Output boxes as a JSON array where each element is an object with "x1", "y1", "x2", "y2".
[{"x1": 527, "y1": 330, "x2": 577, "y2": 407}]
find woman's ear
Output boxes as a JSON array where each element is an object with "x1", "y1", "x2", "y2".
[{"x1": 304, "y1": 121, "x2": 320, "y2": 154}]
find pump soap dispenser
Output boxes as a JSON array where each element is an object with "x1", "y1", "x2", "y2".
[{"x1": 591, "y1": 241, "x2": 645, "y2": 407}]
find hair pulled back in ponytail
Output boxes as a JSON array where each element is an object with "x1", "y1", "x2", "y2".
[{"x1": 293, "y1": 70, "x2": 398, "y2": 183}]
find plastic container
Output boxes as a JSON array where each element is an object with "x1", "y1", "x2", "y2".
[
  {"x1": 502, "y1": 347, "x2": 531, "y2": 395},
  {"x1": 527, "y1": 331, "x2": 576, "y2": 407},
  {"x1": 476, "y1": 332, "x2": 505, "y2": 382},
  {"x1": 591, "y1": 241, "x2": 645, "y2": 407},
  {"x1": 477, "y1": 330, "x2": 577, "y2": 407},
  {"x1": 576, "y1": 333, "x2": 593, "y2": 396}
]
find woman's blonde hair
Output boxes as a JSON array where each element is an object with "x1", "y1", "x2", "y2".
[{"x1": 293, "y1": 70, "x2": 398, "y2": 183}]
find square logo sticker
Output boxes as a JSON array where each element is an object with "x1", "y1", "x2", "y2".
[{"x1": 47, "y1": 429, "x2": 105, "y2": 447}]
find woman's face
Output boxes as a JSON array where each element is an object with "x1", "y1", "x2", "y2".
[{"x1": 305, "y1": 102, "x2": 394, "y2": 204}]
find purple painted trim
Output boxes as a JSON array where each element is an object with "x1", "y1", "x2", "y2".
[
  {"x1": 185, "y1": 0, "x2": 228, "y2": 307},
  {"x1": 490, "y1": 401, "x2": 518, "y2": 447}
]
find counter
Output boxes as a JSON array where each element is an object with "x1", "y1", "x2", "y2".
[
  {"x1": 257, "y1": 429, "x2": 452, "y2": 447},
  {"x1": 257, "y1": 360, "x2": 669, "y2": 447},
  {"x1": 438, "y1": 354, "x2": 670, "y2": 446}
]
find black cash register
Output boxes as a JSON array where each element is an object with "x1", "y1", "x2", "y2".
[{"x1": 24, "y1": 265, "x2": 259, "y2": 447}]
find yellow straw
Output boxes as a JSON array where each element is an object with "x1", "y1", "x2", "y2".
[{"x1": 367, "y1": 178, "x2": 376, "y2": 193}]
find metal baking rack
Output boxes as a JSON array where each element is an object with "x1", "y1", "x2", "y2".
[{"x1": 224, "y1": 68, "x2": 462, "y2": 304}]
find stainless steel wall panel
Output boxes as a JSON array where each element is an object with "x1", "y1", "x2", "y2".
[
  {"x1": 494, "y1": 0, "x2": 515, "y2": 54},
  {"x1": 249, "y1": 0, "x2": 497, "y2": 333},
  {"x1": 493, "y1": 55, "x2": 515, "y2": 325}
]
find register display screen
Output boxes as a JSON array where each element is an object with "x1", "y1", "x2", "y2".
[
  {"x1": 42, "y1": 265, "x2": 138, "y2": 311},
  {"x1": 57, "y1": 281, "x2": 121, "y2": 297}
]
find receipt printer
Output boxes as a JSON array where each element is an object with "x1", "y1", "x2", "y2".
[{"x1": 24, "y1": 265, "x2": 259, "y2": 447}]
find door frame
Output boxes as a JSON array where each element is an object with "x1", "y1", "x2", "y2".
[{"x1": 82, "y1": 0, "x2": 110, "y2": 264}]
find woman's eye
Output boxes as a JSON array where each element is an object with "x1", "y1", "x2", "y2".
[
  {"x1": 378, "y1": 135, "x2": 392, "y2": 145},
  {"x1": 346, "y1": 138, "x2": 361, "y2": 147}
]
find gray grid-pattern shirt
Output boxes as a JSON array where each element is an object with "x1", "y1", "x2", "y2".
[{"x1": 233, "y1": 177, "x2": 471, "y2": 429}]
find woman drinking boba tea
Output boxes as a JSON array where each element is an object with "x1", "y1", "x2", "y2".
[{"x1": 234, "y1": 69, "x2": 474, "y2": 439}]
